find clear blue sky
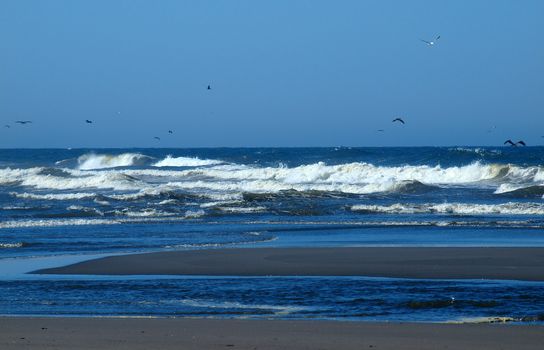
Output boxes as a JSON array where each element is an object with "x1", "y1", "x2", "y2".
[{"x1": 1, "y1": 0, "x2": 543, "y2": 148}]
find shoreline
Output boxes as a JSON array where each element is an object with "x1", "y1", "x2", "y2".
[
  {"x1": 33, "y1": 247, "x2": 544, "y2": 281},
  {"x1": 1, "y1": 317, "x2": 543, "y2": 350}
]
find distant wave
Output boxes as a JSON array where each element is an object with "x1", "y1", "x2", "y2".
[
  {"x1": 77, "y1": 153, "x2": 152, "y2": 170},
  {"x1": 351, "y1": 202, "x2": 544, "y2": 215},
  {"x1": 448, "y1": 147, "x2": 502, "y2": 156},
  {"x1": 152, "y1": 155, "x2": 223, "y2": 167}
]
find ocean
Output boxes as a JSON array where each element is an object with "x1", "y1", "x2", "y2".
[{"x1": 1, "y1": 147, "x2": 544, "y2": 322}]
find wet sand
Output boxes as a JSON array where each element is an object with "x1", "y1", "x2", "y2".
[
  {"x1": 33, "y1": 247, "x2": 544, "y2": 281},
  {"x1": 1, "y1": 317, "x2": 543, "y2": 350}
]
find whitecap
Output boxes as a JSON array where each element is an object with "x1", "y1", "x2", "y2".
[{"x1": 152, "y1": 155, "x2": 223, "y2": 167}]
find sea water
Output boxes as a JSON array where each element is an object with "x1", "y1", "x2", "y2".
[{"x1": 1, "y1": 147, "x2": 543, "y2": 322}]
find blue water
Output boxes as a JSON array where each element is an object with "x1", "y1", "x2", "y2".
[{"x1": 1, "y1": 147, "x2": 544, "y2": 322}]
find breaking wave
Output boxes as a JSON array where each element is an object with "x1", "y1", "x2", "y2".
[
  {"x1": 77, "y1": 153, "x2": 152, "y2": 170},
  {"x1": 152, "y1": 155, "x2": 223, "y2": 167},
  {"x1": 2, "y1": 161, "x2": 543, "y2": 197},
  {"x1": 494, "y1": 184, "x2": 544, "y2": 197},
  {"x1": 351, "y1": 202, "x2": 544, "y2": 215}
]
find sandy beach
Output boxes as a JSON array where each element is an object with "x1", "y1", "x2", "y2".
[
  {"x1": 2, "y1": 317, "x2": 544, "y2": 350},
  {"x1": 34, "y1": 247, "x2": 544, "y2": 281}
]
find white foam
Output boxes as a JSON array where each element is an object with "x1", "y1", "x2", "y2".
[
  {"x1": 0, "y1": 218, "x2": 121, "y2": 229},
  {"x1": 12, "y1": 192, "x2": 98, "y2": 200},
  {"x1": 184, "y1": 209, "x2": 206, "y2": 218},
  {"x1": 0, "y1": 242, "x2": 23, "y2": 248},
  {"x1": 3, "y1": 161, "x2": 544, "y2": 197},
  {"x1": 67, "y1": 205, "x2": 105, "y2": 216},
  {"x1": 21, "y1": 172, "x2": 141, "y2": 191},
  {"x1": 115, "y1": 208, "x2": 175, "y2": 217},
  {"x1": 77, "y1": 153, "x2": 151, "y2": 170},
  {"x1": 177, "y1": 299, "x2": 308, "y2": 315},
  {"x1": 351, "y1": 202, "x2": 544, "y2": 215},
  {"x1": 152, "y1": 155, "x2": 223, "y2": 167},
  {"x1": 216, "y1": 206, "x2": 267, "y2": 213}
]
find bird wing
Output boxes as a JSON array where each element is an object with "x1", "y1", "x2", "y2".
[
  {"x1": 436, "y1": 35, "x2": 441, "y2": 41},
  {"x1": 420, "y1": 39, "x2": 431, "y2": 44},
  {"x1": 504, "y1": 140, "x2": 514, "y2": 145},
  {"x1": 517, "y1": 141, "x2": 526, "y2": 146}
]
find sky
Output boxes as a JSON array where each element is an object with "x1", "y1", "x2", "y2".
[{"x1": 1, "y1": 0, "x2": 543, "y2": 148}]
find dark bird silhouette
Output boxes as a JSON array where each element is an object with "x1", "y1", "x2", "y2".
[
  {"x1": 85, "y1": 120, "x2": 93, "y2": 124},
  {"x1": 15, "y1": 120, "x2": 32, "y2": 125},
  {"x1": 207, "y1": 84, "x2": 211, "y2": 90},
  {"x1": 377, "y1": 129, "x2": 385, "y2": 132},
  {"x1": 154, "y1": 136, "x2": 161, "y2": 141},
  {"x1": 504, "y1": 139, "x2": 526, "y2": 147},
  {"x1": 168, "y1": 130, "x2": 173, "y2": 134},
  {"x1": 392, "y1": 118, "x2": 405, "y2": 124},
  {"x1": 4, "y1": 125, "x2": 10, "y2": 128},
  {"x1": 421, "y1": 35, "x2": 440, "y2": 46}
]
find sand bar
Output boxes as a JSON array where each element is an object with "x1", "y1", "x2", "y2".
[
  {"x1": 1, "y1": 317, "x2": 543, "y2": 350},
  {"x1": 33, "y1": 247, "x2": 544, "y2": 281}
]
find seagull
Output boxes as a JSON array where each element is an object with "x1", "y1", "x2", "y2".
[
  {"x1": 168, "y1": 130, "x2": 173, "y2": 134},
  {"x1": 15, "y1": 120, "x2": 32, "y2": 125},
  {"x1": 85, "y1": 120, "x2": 93, "y2": 124},
  {"x1": 504, "y1": 139, "x2": 526, "y2": 146},
  {"x1": 154, "y1": 136, "x2": 161, "y2": 141},
  {"x1": 421, "y1": 35, "x2": 440, "y2": 46},
  {"x1": 392, "y1": 118, "x2": 405, "y2": 124},
  {"x1": 207, "y1": 84, "x2": 211, "y2": 90}
]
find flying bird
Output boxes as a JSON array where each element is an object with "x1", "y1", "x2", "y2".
[
  {"x1": 168, "y1": 130, "x2": 173, "y2": 134},
  {"x1": 421, "y1": 35, "x2": 440, "y2": 46},
  {"x1": 504, "y1": 139, "x2": 526, "y2": 146},
  {"x1": 392, "y1": 118, "x2": 405, "y2": 124},
  {"x1": 85, "y1": 120, "x2": 93, "y2": 124},
  {"x1": 207, "y1": 84, "x2": 211, "y2": 90},
  {"x1": 15, "y1": 120, "x2": 32, "y2": 125},
  {"x1": 154, "y1": 136, "x2": 161, "y2": 141},
  {"x1": 377, "y1": 129, "x2": 385, "y2": 132}
]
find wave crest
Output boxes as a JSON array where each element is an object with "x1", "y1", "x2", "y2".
[
  {"x1": 77, "y1": 153, "x2": 152, "y2": 170},
  {"x1": 153, "y1": 155, "x2": 223, "y2": 167},
  {"x1": 351, "y1": 202, "x2": 544, "y2": 215}
]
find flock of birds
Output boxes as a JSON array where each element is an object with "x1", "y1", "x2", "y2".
[
  {"x1": 386, "y1": 116, "x2": 527, "y2": 147},
  {"x1": 4, "y1": 84, "x2": 214, "y2": 141},
  {"x1": 376, "y1": 35, "x2": 528, "y2": 147},
  {"x1": 1, "y1": 38, "x2": 532, "y2": 146}
]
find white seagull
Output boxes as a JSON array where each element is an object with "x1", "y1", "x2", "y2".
[{"x1": 421, "y1": 35, "x2": 440, "y2": 46}]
